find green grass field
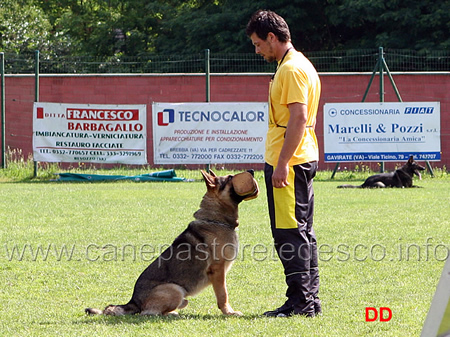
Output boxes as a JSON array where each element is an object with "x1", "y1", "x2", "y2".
[{"x1": 0, "y1": 167, "x2": 448, "y2": 336}]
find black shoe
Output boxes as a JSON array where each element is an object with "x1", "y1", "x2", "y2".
[
  {"x1": 314, "y1": 306, "x2": 322, "y2": 316},
  {"x1": 263, "y1": 307, "x2": 315, "y2": 318},
  {"x1": 314, "y1": 299, "x2": 322, "y2": 315},
  {"x1": 263, "y1": 307, "x2": 294, "y2": 317}
]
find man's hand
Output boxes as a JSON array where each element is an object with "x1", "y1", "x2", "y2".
[
  {"x1": 273, "y1": 102, "x2": 308, "y2": 188},
  {"x1": 272, "y1": 164, "x2": 290, "y2": 188}
]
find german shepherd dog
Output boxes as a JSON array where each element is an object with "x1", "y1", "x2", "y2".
[
  {"x1": 337, "y1": 156, "x2": 425, "y2": 188},
  {"x1": 85, "y1": 170, "x2": 259, "y2": 316}
]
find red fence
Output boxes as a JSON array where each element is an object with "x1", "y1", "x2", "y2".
[{"x1": 2, "y1": 72, "x2": 449, "y2": 171}]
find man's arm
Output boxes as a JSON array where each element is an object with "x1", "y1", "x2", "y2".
[{"x1": 271, "y1": 102, "x2": 308, "y2": 188}]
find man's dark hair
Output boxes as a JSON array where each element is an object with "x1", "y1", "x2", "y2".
[{"x1": 246, "y1": 10, "x2": 291, "y2": 42}]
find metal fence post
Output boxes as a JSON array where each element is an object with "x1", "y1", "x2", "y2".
[
  {"x1": 205, "y1": 49, "x2": 210, "y2": 103},
  {"x1": 379, "y1": 47, "x2": 384, "y2": 103},
  {"x1": 1, "y1": 52, "x2": 5, "y2": 169},
  {"x1": 378, "y1": 47, "x2": 385, "y2": 172},
  {"x1": 33, "y1": 50, "x2": 39, "y2": 178},
  {"x1": 204, "y1": 49, "x2": 211, "y2": 173}
]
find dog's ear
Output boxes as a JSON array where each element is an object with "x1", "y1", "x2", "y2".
[
  {"x1": 201, "y1": 170, "x2": 216, "y2": 189},
  {"x1": 408, "y1": 155, "x2": 414, "y2": 164},
  {"x1": 208, "y1": 169, "x2": 217, "y2": 177}
]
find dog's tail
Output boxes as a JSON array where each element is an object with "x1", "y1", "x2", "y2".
[
  {"x1": 337, "y1": 184, "x2": 362, "y2": 188},
  {"x1": 85, "y1": 302, "x2": 140, "y2": 316}
]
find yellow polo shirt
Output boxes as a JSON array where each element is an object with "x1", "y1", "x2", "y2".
[{"x1": 265, "y1": 50, "x2": 321, "y2": 166}]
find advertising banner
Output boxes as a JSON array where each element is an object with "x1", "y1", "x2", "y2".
[
  {"x1": 323, "y1": 102, "x2": 440, "y2": 162},
  {"x1": 152, "y1": 102, "x2": 268, "y2": 164},
  {"x1": 33, "y1": 103, "x2": 147, "y2": 164}
]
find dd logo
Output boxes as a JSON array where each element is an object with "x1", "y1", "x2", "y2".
[{"x1": 365, "y1": 307, "x2": 392, "y2": 322}]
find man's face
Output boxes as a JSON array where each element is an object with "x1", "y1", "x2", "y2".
[{"x1": 250, "y1": 32, "x2": 276, "y2": 63}]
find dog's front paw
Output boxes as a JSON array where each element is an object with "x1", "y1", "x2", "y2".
[
  {"x1": 165, "y1": 311, "x2": 180, "y2": 316},
  {"x1": 223, "y1": 310, "x2": 243, "y2": 316},
  {"x1": 85, "y1": 307, "x2": 103, "y2": 315}
]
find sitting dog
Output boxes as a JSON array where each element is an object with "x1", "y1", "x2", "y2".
[
  {"x1": 85, "y1": 170, "x2": 259, "y2": 316},
  {"x1": 337, "y1": 156, "x2": 425, "y2": 188}
]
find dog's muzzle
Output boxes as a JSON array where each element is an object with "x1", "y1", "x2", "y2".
[{"x1": 232, "y1": 171, "x2": 259, "y2": 201}]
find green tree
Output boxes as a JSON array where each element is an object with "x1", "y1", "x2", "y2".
[
  {"x1": 152, "y1": 0, "x2": 251, "y2": 54},
  {"x1": 0, "y1": 0, "x2": 53, "y2": 54},
  {"x1": 325, "y1": 0, "x2": 450, "y2": 50},
  {"x1": 51, "y1": 1, "x2": 120, "y2": 56},
  {"x1": 8, "y1": 0, "x2": 447, "y2": 58},
  {"x1": 154, "y1": 0, "x2": 449, "y2": 53},
  {"x1": 43, "y1": 0, "x2": 170, "y2": 57}
]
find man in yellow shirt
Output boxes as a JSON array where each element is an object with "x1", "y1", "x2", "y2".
[{"x1": 246, "y1": 10, "x2": 321, "y2": 317}]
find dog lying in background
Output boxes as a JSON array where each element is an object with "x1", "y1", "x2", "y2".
[
  {"x1": 86, "y1": 170, "x2": 259, "y2": 316},
  {"x1": 337, "y1": 156, "x2": 425, "y2": 188}
]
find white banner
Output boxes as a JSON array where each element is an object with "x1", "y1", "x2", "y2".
[
  {"x1": 152, "y1": 102, "x2": 268, "y2": 164},
  {"x1": 33, "y1": 103, "x2": 147, "y2": 164},
  {"x1": 323, "y1": 102, "x2": 440, "y2": 162}
]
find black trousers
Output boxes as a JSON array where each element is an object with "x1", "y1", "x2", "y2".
[{"x1": 265, "y1": 162, "x2": 320, "y2": 314}]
